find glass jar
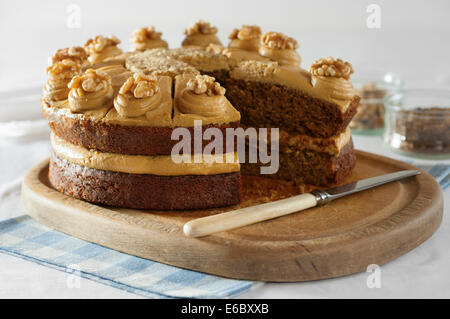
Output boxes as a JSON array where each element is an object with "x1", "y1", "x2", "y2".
[
  {"x1": 350, "y1": 72, "x2": 404, "y2": 135},
  {"x1": 384, "y1": 89, "x2": 450, "y2": 159}
]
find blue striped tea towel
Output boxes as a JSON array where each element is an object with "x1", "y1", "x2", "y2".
[
  {"x1": 0, "y1": 216, "x2": 260, "y2": 298},
  {"x1": 0, "y1": 162, "x2": 447, "y2": 298}
]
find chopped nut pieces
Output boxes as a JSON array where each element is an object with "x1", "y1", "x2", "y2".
[
  {"x1": 84, "y1": 35, "x2": 121, "y2": 54},
  {"x1": 186, "y1": 75, "x2": 226, "y2": 96},
  {"x1": 132, "y1": 27, "x2": 163, "y2": 43},
  {"x1": 68, "y1": 69, "x2": 111, "y2": 96},
  {"x1": 229, "y1": 25, "x2": 262, "y2": 40},
  {"x1": 206, "y1": 44, "x2": 227, "y2": 54},
  {"x1": 46, "y1": 59, "x2": 81, "y2": 79},
  {"x1": 261, "y1": 32, "x2": 298, "y2": 50},
  {"x1": 184, "y1": 20, "x2": 218, "y2": 36},
  {"x1": 119, "y1": 73, "x2": 160, "y2": 99},
  {"x1": 50, "y1": 47, "x2": 88, "y2": 65},
  {"x1": 309, "y1": 57, "x2": 354, "y2": 80}
]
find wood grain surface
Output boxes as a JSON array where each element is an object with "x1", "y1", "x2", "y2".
[{"x1": 21, "y1": 151, "x2": 443, "y2": 282}]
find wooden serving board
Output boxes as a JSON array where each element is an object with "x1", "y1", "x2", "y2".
[{"x1": 22, "y1": 151, "x2": 443, "y2": 282}]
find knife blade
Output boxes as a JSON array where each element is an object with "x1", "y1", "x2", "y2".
[{"x1": 183, "y1": 170, "x2": 421, "y2": 238}]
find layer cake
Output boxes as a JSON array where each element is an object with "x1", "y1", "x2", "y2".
[{"x1": 41, "y1": 21, "x2": 359, "y2": 210}]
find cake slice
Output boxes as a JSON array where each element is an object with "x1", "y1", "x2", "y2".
[{"x1": 226, "y1": 59, "x2": 359, "y2": 139}]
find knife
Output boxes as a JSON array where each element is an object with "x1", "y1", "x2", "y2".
[{"x1": 183, "y1": 170, "x2": 420, "y2": 237}]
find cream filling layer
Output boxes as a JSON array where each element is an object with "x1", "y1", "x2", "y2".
[
  {"x1": 51, "y1": 133, "x2": 240, "y2": 176},
  {"x1": 278, "y1": 127, "x2": 351, "y2": 156}
]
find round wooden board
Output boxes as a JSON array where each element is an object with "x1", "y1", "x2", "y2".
[{"x1": 22, "y1": 150, "x2": 443, "y2": 282}]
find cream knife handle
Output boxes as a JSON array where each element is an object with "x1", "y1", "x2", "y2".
[{"x1": 183, "y1": 193, "x2": 318, "y2": 238}]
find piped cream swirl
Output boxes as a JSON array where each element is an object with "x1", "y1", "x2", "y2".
[
  {"x1": 114, "y1": 91, "x2": 162, "y2": 118},
  {"x1": 228, "y1": 25, "x2": 262, "y2": 52},
  {"x1": 182, "y1": 20, "x2": 222, "y2": 48},
  {"x1": 85, "y1": 35, "x2": 123, "y2": 64},
  {"x1": 131, "y1": 27, "x2": 169, "y2": 51},
  {"x1": 178, "y1": 90, "x2": 227, "y2": 117},
  {"x1": 43, "y1": 59, "x2": 81, "y2": 102},
  {"x1": 68, "y1": 69, "x2": 113, "y2": 112},
  {"x1": 259, "y1": 31, "x2": 302, "y2": 69},
  {"x1": 311, "y1": 75, "x2": 355, "y2": 103},
  {"x1": 114, "y1": 73, "x2": 162, "y2": 118},
  {"x1": 177, "y1": 75, "x2": 227, "y2": 117},
  {"x1": 259, "y1": 46, "x2": 301, "y2": 69}
]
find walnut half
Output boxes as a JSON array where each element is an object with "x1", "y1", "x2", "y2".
[
  {"x1": 132, "y1": 27, "x2": 163, "y2": 43},
  {"x1": 261, "y1": 32, "x2": 298, "y2": 50},
  {"x1": 186, "y1": 75, "x2": 225, "y2": 96},
  {"x1": 68, "y1": 68, "x2": 111, "y2": 96},
  {"x1": 119, "y1": 73, "x2": 160, "y2": 99},
  {"x1": 50, "y1": 46, "x2": 87, "y2": 65},
  {"x1": 309, "y1": 57, "x2": 354, "y2": 80},
  {"x1": 84, "y1": 35, "x2": 121, "y2": 54},
  {"x1": 228, "y1": 25, "x2": 262, "y2": 40},
  {"x1": 184, "y1": 20, "x2": 218, "y2": 36}
]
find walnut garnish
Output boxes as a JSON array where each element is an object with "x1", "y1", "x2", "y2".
[
  {"x1": 186, "y1": 75, "x2": 225, "y2": 96},
  {"x1": 132, "y1": 27, "x2": 163, "y2": 43},
  {"x1": 184, "y1": 20, "x2": 218, "y2": 36},
  {"x1": 84, "y1": 35, "x2": 121, "y2": 54},
  {"x1": 309, "y1": 57, "x2": 354, "y2": 80},
  {"x1": 229, "y1": 25, "x2": 261, "y2": 40},
  {"x1": 46, "y1": 59, "x2": 81, "y2": 79},
  {"x1": 206, "y1": 43, "x2": 226, "y2": 54},
  {"x1": 119, "y1": 73, "x2": 160, "y2": 99},
  {"x1": 50, "y1": 47, "x2": 88, "y2": 65},
  {"x1": 68, "y1": 68, "x2": 111, "y2": 96},
  {"x1": 261, "y1": 32, "x2": 298, "y2": 50},
  {"x1": 206, "y1": 44, "x2": 233, "y2": 57}
]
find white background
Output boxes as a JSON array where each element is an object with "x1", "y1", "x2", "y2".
[
  {"x1": 0, "y1": 0, "x2": 449, "y2": 298},
  {"x1": 1, "y1": 0, "x2": 450, "y2": 90}
]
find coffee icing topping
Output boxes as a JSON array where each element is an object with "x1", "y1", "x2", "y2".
[{"x1": 68, "y1": 69, "x2": 114, "y2": 112}]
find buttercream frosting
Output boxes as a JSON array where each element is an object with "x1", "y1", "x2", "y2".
[
  {"x1": 43, "y1": 59, "x2": 81, "y2": 102},
  {"x1": 114, "y1": 73, "x2": 162, "y2": 118},
  {"x1": 85, "y1": 35, "x2": 123, "y2": 64},
  {"x1": 50, "y1": 46, "x2": 88, "y2": 67},
  {"x1": 51, "y1": 132, "x2": 240, "y2": 176},
  {"x1": 68, "y1": 69, "x2": 114, "y2": 112},
  {"x1": 173, "y1": 74, "x2": 240, "y2": 126},
  {"x1": 228, "y1": 25, "x2": 262, "y2": 52},
  {"x1": 96, "y1": 64, "x2": 132, "y2": 92},
  {"x1": 131, "y1": 27, "x2": 169, "y2": 51},
  {"x1": 178, "y1": 75, "x2": 227, "y2": 117},
  {"x1": 106, "y1": 75, "x2": 172, "y2": 126},
  {"x1": 207, "y1": 45, "x2": 270, "y2": 67},
  {"x1": 243, "y1": 125, "x2": 351, "y2": 156},
  {"x1": 182, "y1": 20, "x2": 222, "y2": 48},
  {"x1": 259, "y1": 32, "x2": 301, "y2": 69}
]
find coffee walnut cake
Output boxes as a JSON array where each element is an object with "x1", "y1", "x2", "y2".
[{"x1": 41, "y1": 20, "x2": 359, "y2": 210}]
